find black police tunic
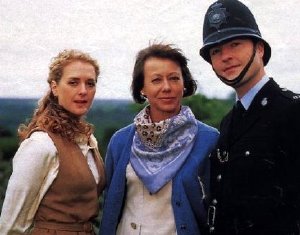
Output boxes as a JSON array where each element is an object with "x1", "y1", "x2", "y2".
[{"x1": 208, "y1": 79, "x2": 300, "y2": 235}]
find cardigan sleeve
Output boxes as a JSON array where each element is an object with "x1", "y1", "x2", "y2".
[
  {"x1": 103, "y1": 125, "x2": 134, "y2": 194},
  {"x1": 0, "y1": 131, "x2": 59, "y2": 235},
  {"x1": 103, "y1": 135, "x2": 117, "y2": 196}
]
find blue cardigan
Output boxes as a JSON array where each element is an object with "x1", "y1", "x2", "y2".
[{"x1": 99, "y1": 121, "x2": 219, "y2": 235}]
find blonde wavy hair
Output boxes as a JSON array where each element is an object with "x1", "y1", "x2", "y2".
[{"x1": 18, "y1": 49, "x2": 100, "y2": 143}]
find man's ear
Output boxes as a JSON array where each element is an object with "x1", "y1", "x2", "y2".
[{"x1": 257, "y1": 41, "x2": 265, "y2": 59}]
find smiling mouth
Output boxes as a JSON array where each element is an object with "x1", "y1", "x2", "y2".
[
  {"x1": 159, "y1": 97, "x2": 176, "y2": 103},
  {"x1": 223, "y1": 65, "x2": 239, "y2": 73}
]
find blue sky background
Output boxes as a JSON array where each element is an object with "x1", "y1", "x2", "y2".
[{"x1": 1, "y1": 0, "x2": 300, "y2": 100}]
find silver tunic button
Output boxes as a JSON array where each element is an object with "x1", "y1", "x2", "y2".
[
  {"x1": 261, "y1": 97, "x2": 268, "y2": 106},
  {"x1": 217, "y1": 174, "x2": 222, "y2": 182},
  {"x1": 245, "y1": 151, "x2": 250, "y2": 156},
  {"x1": 212, "y1": 199, "x2": 218, "y2": 205}
]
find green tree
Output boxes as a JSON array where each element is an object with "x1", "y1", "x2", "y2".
[{"x1": 183, "y1": 94, "x2": 233, "y2": 129}]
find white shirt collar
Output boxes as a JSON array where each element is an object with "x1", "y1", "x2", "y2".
[{"x1": 238, "y1": 75, "x2": 269, "y2": 110}]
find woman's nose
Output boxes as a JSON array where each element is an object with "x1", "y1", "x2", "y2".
[
  {"x1": 78, "y1": 83, "x2": 88, "y2": 95},
  {"x1": 162, "y1": 80, "x2": 171, "y2": 91}
]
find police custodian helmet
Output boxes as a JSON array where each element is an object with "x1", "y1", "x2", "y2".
[{"x1": 200, "y1": 0, "x2": 271, "y2": 66}]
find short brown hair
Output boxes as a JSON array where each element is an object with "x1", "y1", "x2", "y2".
[{"x1": 131, "y1": 43, "x2": 197, "y2": 103}]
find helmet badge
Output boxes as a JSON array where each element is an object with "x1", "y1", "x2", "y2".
[{"x1": 208, "y1": 3, "x2": 229, "y2": 29}]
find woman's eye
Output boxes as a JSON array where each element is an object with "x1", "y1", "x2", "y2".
[
  {"x1": 170, "y1": 76, "x2": 180, "y2": 81},
  {"x1": 68, "y1": 81, "x2": 78, "y2": 86},
  {"x1": 152, "y1": 78, "x2": 161, "y2": 84}
]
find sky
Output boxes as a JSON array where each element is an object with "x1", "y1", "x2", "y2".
[{"x1": 1, "y1": 0, "x2": 300, "y2": 100}]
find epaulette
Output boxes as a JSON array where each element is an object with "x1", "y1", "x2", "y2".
[{"x1": 280, "y1": 87, "x2": 300, "y2": 101}]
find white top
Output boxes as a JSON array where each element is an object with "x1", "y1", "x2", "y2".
[
  {"x1": 0, "y1": 131, "x2": 100, "y2": 235},
  {"x1": 116, "y1": 164, "x2": 177, "y2": 235}
]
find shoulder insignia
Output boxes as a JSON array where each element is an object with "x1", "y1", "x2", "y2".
[{"x1": 280, "y1": 87, "x2": 300, "y2": 101}]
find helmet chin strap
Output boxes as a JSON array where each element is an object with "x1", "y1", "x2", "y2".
[{"x1": 213, "y1": 46, "x2": 256, "y2": 87}]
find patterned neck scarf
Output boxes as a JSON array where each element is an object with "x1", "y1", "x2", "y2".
[{"x1": 130, "y1": 105, "x2": 198, "y2": 194}]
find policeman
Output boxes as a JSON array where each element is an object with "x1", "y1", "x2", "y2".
[{"x1": 199, "y1": 0, "x2": 300, "y2": 234}]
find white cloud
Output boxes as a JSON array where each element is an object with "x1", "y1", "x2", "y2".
[{"x1": 1, "y1": 0, "x2": 300, "y2": 99}]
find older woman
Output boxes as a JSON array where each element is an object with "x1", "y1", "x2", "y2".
[
  {"x1": 100, "y1": 43, "x2": 219, "y2": 235},
  {"x1": 0, "y1": 49, "x2": 105, "y2": 235}
]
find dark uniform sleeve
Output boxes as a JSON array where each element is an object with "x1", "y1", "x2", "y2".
[{"x1": 279, "y1": 95, "x2": 300, "y2": 220}]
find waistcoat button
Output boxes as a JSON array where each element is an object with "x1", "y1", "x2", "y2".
[{"x1": 131, "y1": 222, "x2": 137, "y2": 229}]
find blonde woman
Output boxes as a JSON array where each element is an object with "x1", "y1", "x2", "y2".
[{"x1": 0, "y1": 49, "x2": 105, "y2": 235}]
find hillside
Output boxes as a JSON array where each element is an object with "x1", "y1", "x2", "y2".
[{"x1": 0, "y1": 98, "x2": 135, "y2": 135}]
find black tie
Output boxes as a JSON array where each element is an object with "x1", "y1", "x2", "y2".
[
  {"x1": 233, "y1": 100, "x2": 245, "y2": 124},
  {"x1": 229, "y1": 100, "x2": 246, "y2": 140},
  {"x1": 236, "y1": 100, "x2": 245, "y2": 113}
]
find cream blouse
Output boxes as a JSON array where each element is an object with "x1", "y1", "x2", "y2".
[
  {"x1": 0, "y1": 131, "x2": 100, "y2": 235},
  {"x1": 116, "y1": 164, "x2": 177, "y2": 235}
]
